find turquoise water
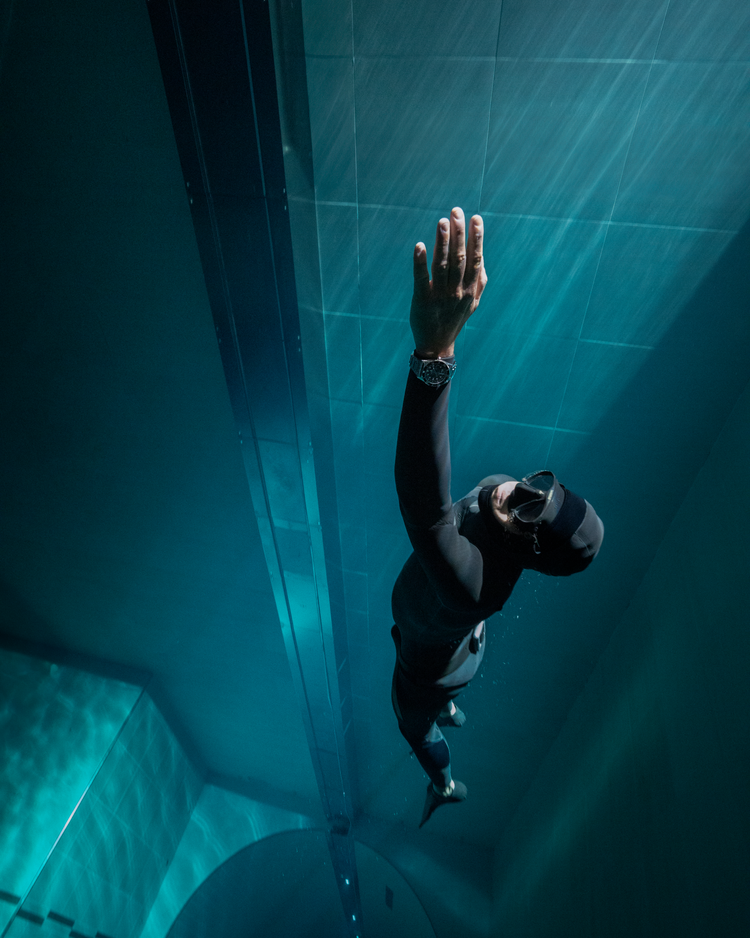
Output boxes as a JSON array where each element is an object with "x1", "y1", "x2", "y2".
[
  {"x1": 0, "y1": 649, "x2": 138, "y2": 932},
  {"x1": 0, "y1": 651, "x2": 202, "y2": 938}
]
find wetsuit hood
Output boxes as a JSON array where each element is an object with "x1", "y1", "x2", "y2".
[{"x1": 478, "y1": 481, "x2": 604, "y2": 576}]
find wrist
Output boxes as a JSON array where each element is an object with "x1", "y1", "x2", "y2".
[{"x1": 413, "y1": 345, "x2": 455, "y2": 360}]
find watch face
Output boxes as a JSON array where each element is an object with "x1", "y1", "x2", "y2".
[{"x1": 422, "y1": 359, "x2": 450, "y2": 386}]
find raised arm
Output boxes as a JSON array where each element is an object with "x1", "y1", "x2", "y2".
[{"x1": 395, "y1": 209, "x2": 491, "y2": 610}]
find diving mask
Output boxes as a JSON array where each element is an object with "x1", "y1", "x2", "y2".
[{"x1": 507, "y1": 470, "x2": 566, "y2": 529}]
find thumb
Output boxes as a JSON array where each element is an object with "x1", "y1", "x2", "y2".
[{"x1": 413, "y1": 242, "x2": 430, "y2": 300}]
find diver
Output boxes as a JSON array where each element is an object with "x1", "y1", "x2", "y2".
[{"x1": 391, "y1": 207, "x2": 604, "y2": 827}]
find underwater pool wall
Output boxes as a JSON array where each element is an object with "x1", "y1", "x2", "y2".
[
  {"x1": 0, "y1": 652, "x2": 203, "y2": 938},
  {"x1": 138, "y1": 783, "x2": 321, "y2": 938},
  {"x1": 490, "y1": 378, "x2": 750, "y2": 936}
]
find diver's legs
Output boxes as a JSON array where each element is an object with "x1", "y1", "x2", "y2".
[
  {"x1": 391, "y1": 623, "x2": 486, "y2": 825},
  {"x1": 391, "y1": 664, "x2": 464, "y2": 789},
  {"x1": 408, "y1": 721, "x2": 453, "y2": 789}
]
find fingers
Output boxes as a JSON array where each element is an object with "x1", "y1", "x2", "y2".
[
  {"x1": 413, "y1": 242, "x2": 430, "y2": 301},
  {"x1": 422, "y1": 209, "x2": 485, "y2": 300},
  {"x1": 431, "y1": 217, "x2": 450, "y2": 289},
  {"x1": 464, "y1": 214, "x2": 484, "y2": 289},
  {"x1": 447, "y1": 207, "x2": 466, "y2": 292}
]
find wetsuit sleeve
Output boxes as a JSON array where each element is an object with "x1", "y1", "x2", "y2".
[{"x1": 395, "y1": 369, "x2": 486, "y2": 610}]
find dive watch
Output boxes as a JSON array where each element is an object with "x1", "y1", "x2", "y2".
[{"x1": 409, "y1": 353, "x2": 457, "y2": 388}]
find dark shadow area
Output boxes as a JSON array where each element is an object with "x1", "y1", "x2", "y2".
[
  {"x1": 0, "y1": 612, "x2": 150, "y2": 688},
  {"x1": 168, "y1": 831, "x2": 348, "y2": 938}
]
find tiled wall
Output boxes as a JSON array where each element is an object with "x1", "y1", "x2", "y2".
[
  {"x1": 1, "y1": 653, "x2": 203, "y2": 938},
  {"x1": 0, "y1": 650, "x2": 139, "y2": 934},
  {"x1": 490, "y1": 379, "x2": 750, "y2": 935}
]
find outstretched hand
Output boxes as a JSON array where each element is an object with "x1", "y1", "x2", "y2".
[{"x1": 410, "y1": 207, "x2": 488, "y2": 359}]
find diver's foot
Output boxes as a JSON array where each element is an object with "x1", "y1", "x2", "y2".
[
  {"x1": 436, "y1": 701, "x2": 466, "y2": 728},
  {"x1": 419, "y1": 779, "x2": 468, "y2": 828}
]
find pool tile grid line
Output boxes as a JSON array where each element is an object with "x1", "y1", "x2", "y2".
[
  {"x1": 295, "y1": 197, "x2": 738, "y2": 236},
  {"x1": 304, "y1": 54, "x2": 738, "y2": 66}
]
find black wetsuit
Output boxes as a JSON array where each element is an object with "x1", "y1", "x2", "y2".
[{"x1": 391, "y1": 370, "x2": 524, "y2": 788}]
